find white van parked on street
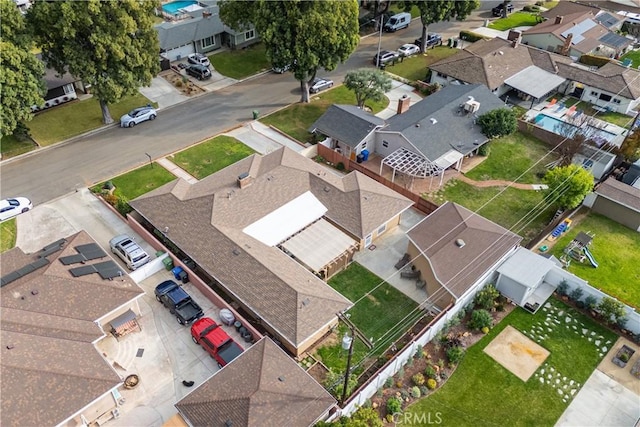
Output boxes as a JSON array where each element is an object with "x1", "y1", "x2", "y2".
[{"x1": 383, "y1": 12, "x2": 411, "y2": 32}]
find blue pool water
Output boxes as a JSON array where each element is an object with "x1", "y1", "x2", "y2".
[
  {"x1": 534, "y1": 114, "x2": 616, "y2": 145},
  {"x1": 162, "y1": 0, "x2": 197, "y2": 14}
]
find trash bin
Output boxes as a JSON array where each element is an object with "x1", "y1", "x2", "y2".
[
  {"x1": 172, "y1": 266, "x2": 184, "y2": 280},
  {"x1": 356, "y1": 154, "x2": 364, "y2": 163},
  {"x1": 162, "y1": 257, "x2": 174, "y2": 271},
  {"x1": 252, "y1": 110, "x2": 260, "y2": 120},
  {"x1": 156, "y1": 250, "x2": 166, "y2": 257},
  {"x1": 361, "y1": 149, "x2": 369, "y2": 161},
  {"x1": 178, "y1": 270, "x2": 188, "y2": 284}
]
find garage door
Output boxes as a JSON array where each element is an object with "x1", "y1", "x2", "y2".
[{"x1": 165, "y1": 43, "x2": 194, "y2": 62}]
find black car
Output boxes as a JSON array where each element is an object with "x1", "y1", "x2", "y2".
[
  {"x1": 492, "y1": 3, "x2": 514, "y2": 17},
  {"x1": 186, "y1": 64, "x2": 211, "y2": 80},
  {"x1": 414, "y1": 33, "x2": 442, "y2": 49}
]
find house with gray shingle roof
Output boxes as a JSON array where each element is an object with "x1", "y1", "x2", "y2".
[
  {"x1": 0, "y1": 231, "x2": 145, "y2": 427},
  {"x1": 405, "y1": 202, "x2": 522, "y2": 310},
  {"x1": 129, "y1": 147, "x2": 413, "y2": 356},
  {"x1": 584, "y1": 176, "x2": 640, "y2": 231},
  {"x1": 175, "y1": 337, "x2": 336, "y2": 426}
]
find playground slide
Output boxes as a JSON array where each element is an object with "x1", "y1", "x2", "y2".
[{"x1": 583, "y1": 247, "x2": 598, "y2": 268}]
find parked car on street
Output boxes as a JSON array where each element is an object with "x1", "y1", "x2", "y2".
[
  {"x1": 309, "y1": 77, "x2": 334, "y2": 93},
  {"x1": 414, "y1": 33, "x2": 442, "y2": 49},
  {"x1": 155, "y1": 280, "x2": 204, "y2": 325},
  {"x1": 0, "y1": 197, "x2": 32, "y2": 222},
  {"x1": 492, "y1": 2, "x2": 514, "y2": 17},
  {"x1": 109, "y1": 234, "x2": 150, "y2": 270},
  {"x1": 398, "y1": 43, "x2": 420, "y2": 57},
  {"x1": 119, "y1": 105, "x2": 157, "y2": 128},
  {"x1": 187, "y1": 53, "x2": 210, "y2": 67},
  {"x1": 191, "y1": 317, "x2": 244, "y2": 368},
  {"x1": 373, "y1": 50, "x2": 399, "y2": 67},
  {"x1": 185, "y1": 64, "x2": 212, "y2": 80}
]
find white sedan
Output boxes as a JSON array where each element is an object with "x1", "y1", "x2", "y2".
[
  {"x1": 120, "y1": 105, "x2": 157, "y2": 128},
  {"x1": 398, "y1": 43, "x2": 420, "y2": 57},
  {"x1": 0, "y1": 197, "x2": 33, "y2": 222}
]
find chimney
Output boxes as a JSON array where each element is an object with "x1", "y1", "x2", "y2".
[
  {"x1": 555, "y1": 15, "x2": 563, "y2": 25},
  {"x1": 397, "y1": 94, "x2": 410, "y2": 114},
  {"x1": 507, "y1": 30, "x2": 521, "y2": 48},
  {"x1": 237, "y1": 172, "x2": 253, "y2": 189}
]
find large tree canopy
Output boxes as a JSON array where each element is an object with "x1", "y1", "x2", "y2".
[
  {"x1": 27, "y1": 0, "x2": 160, "y2": 124},
  {"x1": 343, "y1": 68, "x2": 392, "y2": 109},
  {"x1": 399, "y1": 0, "x2": 479, "y2": 53},
  {"x1": 477, "y1": 108, "x2": 516, "y2": 138},
  {"x1": 220, "y1": 0, "x2": 359, "y2": 102},
  {"x1": 543, "y1": 164, "x2": 594, "y2": 210},
  {"x1": 0, "y1": 0, "x2": 45, "y2": 137}
]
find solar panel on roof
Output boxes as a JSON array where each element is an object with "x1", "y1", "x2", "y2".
[
  {"x1": 598, "y1": 32, "x2": 630, "y2": 49},
  {"x1": 94, "y1": 261, "x2": 124, "y2": 280},
  {"x1": 595, "y1": 13, "x2": 617, "y2": 28},
  {"x1": 59, "y1": 254, "x2": 87, "y2": 265},
  {"x1": 41, "y1": 238, "x2": 67, "y2": 253},
  {"x1": 69, "y1": 265, "x2": 97, "y2": 277},
  {"x1": 0, "y1": 258, "x2": 49, "y2": 287},
  {"x1": 75, "y1": 243, "x2": 107, "y2": 260}
]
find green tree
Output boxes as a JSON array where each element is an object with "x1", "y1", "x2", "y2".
[
  {"x1": 398, "y1": 0, "x2": 479, "y2": 54},
  {"x1": 220, "y1": 0, "x2": 359, "y2": 102},
  {"x1": 0, "y1": 0, "x2": 46, "y2": 137},
  {"x1": 329, "y1": 406, "x2": 384, "y2": 427},
  {"x1": 28, "y1": 0, "x2": 160, "y2": 124},
  {"x1": 543, "y1": 164, "x2": 594, "y2": 210},
  {"x1": 343, "y1": 68, "x2": 392, "y2": 109},
  {"x1": 477, "y1": 108, "x2": 517, "y2": 138},
  {"x1": 617, "y1": 126, "x2": 640, "y2": 162}
]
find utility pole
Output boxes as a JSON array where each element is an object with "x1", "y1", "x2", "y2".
[
  {"x1": 337, "y1": 312, "x2": 373, "y2": 406},
  {"x1": 376, "y1": 13, "x2": 384, "y2": 68}
]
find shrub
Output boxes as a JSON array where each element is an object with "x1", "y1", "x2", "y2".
[
  {"x1": 427, "y1": 378, "x2": 437, "y2": 390},
  {"x1": 585, "y1": 295, "x2": 598, "y2": 310},
  {"x1": 440, "y1": 371, "x2": 448, "y2": 381},
  {"x1": 477, "y1": 143, "x2": 491, "y2": 156},
  {"x1": 412, "y1": 373, "x2": 425, "y2": 386},
  {"x1": 620, "y1": 352, "x2": 630, "y2": 362},
  {"x1": 386, "y1": 397, "x2": 402, "y2": 415},
  {"x1": 523, "y1": 5, "x2": 540, "y2": 12},
  {"x1": 336, "y1": 162, "x2": 345, "y2": 171},
  {"x1": 446, "y1": 346, "x2": 465, "y2": 364},
  {"x1": 424, "y1": 366, "x2": 436, "y2": 379},
  {"x1": 400, "y1": 390, "x2": 410, "y2": 400},
  {"x1": 459, "y1": 30, "x2": 489, "y2": 42},
  {"x1": 397, "y1": 368, "x2": 405, "y2": 379},
  {"x1": 576, "y1": 300, "x2": 585, "y2": 309},
  {"x1": 363, "y1": 399, "x2": 372, "y2": 408},
  {"x1": 385, "y1": 377, "x2": 394, "y2": 388},
  {"x1": 557, "y1": 280, "x2": 569, "y2": 296},
  {"x1": 468, "y1": 309, "x2": 493, "y2": 330},
  {"x1": 437, "y1": 359, "x2": 445, "y2": 370},
  {"x1": 475, "y1": 284, "x2": 500, "y2": 310},
  {"x1": 103, "y1": 193, "x2": 118, "y2": 206},
  {"x1": 324, "y1": 369, "x2": 357, "y2": 399},
  {"x1": 481, "y1": 326, "x2": 490, "y2": 334},
  {"x1": 115, "y1": 196, "x2": 132, "y2": 217},
  {"x1": 414, "y1": 344, "x2": 423, "y2": 359},
  {"x1": 411, "y1": 386, "x2": 421, "y2": 398},
  {"x1": 570, "y1": 287, "x2": 584, "y2": 302},
  {"x1": 598, "y1": 296, "x2": 626, "y2": 325},
  {"x1": 477, "y1": 108, "x2": 517, "y2": 138},
  {"x1": 406, "y1": 357, "x2": 413, "y2": 367},
  {"x1": 420, "y1": 385, "x2": 429, "y2": 395},
  {"x1": 396, "y1": 380, "x2": 404, "y2": 388},
  {"x1": 315, "y1": 155, "x2": 325, "y2": 163}
]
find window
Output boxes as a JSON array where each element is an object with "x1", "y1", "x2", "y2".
[
  {"x1": 598, "y1": 93, "x2": 612, "y2": 102},
  {"x1": 244, "y1": 30, "x2": 255, "y2": 41},
  {"x1": 63, "y1": 84, "x2": 74, "y2": 94},
  {"x1": 377, "y1": 223, "x2": 387, "y2": 236},
  {"x1": 201, "y1": 36, "x2": 215, "y2": 49},
  {"x1": 382, "y1": 140, "x2": 389, "y2": 148}
]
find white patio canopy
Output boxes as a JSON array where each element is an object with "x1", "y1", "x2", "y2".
[
  {"x1": 281, "y1": 219, "x2": 357, "y2": 273},
  {"x1": 504, "y1": 66, "x2": 566, "y2": 99},
  {"x1": 243, "y1": 191, "x2": 327, "y2": 247},
  {"x1": 381, "y1": 147, "x2": 461, "y2": 190}
]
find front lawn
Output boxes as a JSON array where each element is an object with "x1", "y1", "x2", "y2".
[
  {"x1": 0, "y1": 134, "x2": 36, "y2": 159},
  {"x1": 549, "y1": 212, "x2": 640, "y2": 309},
  {"x1": 171, "y1": 135, "x2": 255, "y2": 179},
  {"x1": 92, "y1": 162, "x2": 176, "y2": 201},
  {"x1": 209, "y1": 43, "x2": 271, "y2": 80},
  {"x1": 488, "y1": 12, "x2": 541, "y2": 31},
  {"x1": 1, "y1": 219, "x2": 17, "y2": 253},
  {"x1": 620, "y1": 50, "x2": 640, "y2": 69},
  {"x1": 260, "y1": 85, "x2": 389, "y2": 143},
  {"x1": 386, "y1": 46, "x2": 459, "y2": 82},
  {"x1": 425, "y1": 180, "x2": 555, "y2": 243},
  {"x1": 465, "y1": 132, "x2": 558, "y2": 183},
  {"x1": 28, "y1": 94, "x2": 155, "y2": 146},
  {"x1": 408, "y1": 298, "x2": 616, "y2": 426}
]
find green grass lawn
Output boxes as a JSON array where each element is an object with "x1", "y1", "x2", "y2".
[
  {"x1": 426, "y1": 180, "x2": 555, "y2": 243},
  {"x1": 488, "y1": 12, "x2": 541, "y2": 31},
  {"x1": 209, "y1": 43, "x2": 271, "y2": 80},
  {"x1": 388, "y1": 5, "x2": 421, "y2": 18},
  {"x1": 408, "y1": 298, "x2": 616, "y2": 426},
  {"x1": 549, "y1": 212, "x2": 640, "y2": 308},
  {"x1": 572, "y1": 101, "x2": 635, "y2": 128},
  {"x1": 465, "y1": 132, "x2": 557, "y2": 184},
  {"x1": 1, "y1": 219, "x2": 17, "y2": 253},
  {"x1": 171, "y1": 135, "x2": 256, "y2": 179},
  {"x1": 28, "y1": 94, "x2": 155, "y2": 146},
  {"x1": 92, "y1": 162, "x2": 176, "y2": 201},
  {"x1": 387, "y1": 46, "x2": 459, "y2": 82},
  {"x1": 620, "y1": 50, "x2": 640, "y2": 69},
  {"x1": 0, "y1": 134, "x2": 36, "y2": 159},
  {"x1": 260, "y1": 85, "x2": 389, "y2": 143}
]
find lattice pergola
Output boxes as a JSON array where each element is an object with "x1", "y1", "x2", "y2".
[{"x1": 380, "y1": 147, "x2": 445, "y2": 189}]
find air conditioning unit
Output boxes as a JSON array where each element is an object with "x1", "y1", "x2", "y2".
[
  {"x1": 464, "y1": 100, "x2": 480, "y2": 114},
  {"x1": 111, "y1": 409, "x2": 120, "y2": 419}
]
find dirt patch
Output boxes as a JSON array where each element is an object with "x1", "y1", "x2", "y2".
[
  {"x1": 160, "y1": 70, "x2": 206, "y2": 96},
  {"x1": 484, "y1": 325, "x2": 549, "y2": 382}
]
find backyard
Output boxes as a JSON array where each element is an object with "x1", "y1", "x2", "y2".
[
  {"x1": 260, "y1": 85, "x2": 389, "y2": 143},
  {"x1": 620, "y1": 49, "x2": 640, "y2": 69},
  {"x1": 170, "y1": 135, "x2": 255, "y2": 179},
  {"x1": 208, "y1": 43, "x2": 271, "y2": 80},
  {"x1": 407, "y1": 298, "x2": 617, "y2": 426},
  {"x1": 386, "y1": 46, "x2": 459, "y2": 82},
  {"x1": 549, "y1": 211, "x2": 640, "y2": 309},
  {"x1": 1, "y1": 219, "x2": 17, "y2": 253}
]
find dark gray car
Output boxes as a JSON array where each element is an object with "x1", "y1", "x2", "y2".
[{"x1": 186, "y1": 64, "x2": 212, "y2": 80}]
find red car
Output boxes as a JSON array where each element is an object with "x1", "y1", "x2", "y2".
[{"x1": 191, "y1": 317, "x2": 244, "y2": 368}]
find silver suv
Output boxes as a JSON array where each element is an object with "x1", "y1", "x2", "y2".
[
  {"x1": 373, "y1": 50, "x2": 399, "y2": 67},
  {"x1": 109, "y1": 235, "x2": 150, "y2": 270}
]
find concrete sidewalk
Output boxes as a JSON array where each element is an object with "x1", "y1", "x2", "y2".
[
  {"x1": 156, "y1": 158, "x2": 198, "y2": 184},
  {"x1": 376, "y1": 80, "x2": 423, "y2": 120}
]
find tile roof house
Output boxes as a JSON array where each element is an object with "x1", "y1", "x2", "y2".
[
  {"x1": 129, "y1": 147, "x2": 413, "y2": 355},
  {"x1": 175, "y1": 337, "x2": 336, "y2": 427},
  {"x1": 0, "y1": 231, "x2": 145, "y2": 427},
  {"x1": 584, "y1": 176, "x2": 640, "y2": 231},
  {"x1": 405, "y1": 202, "x2": 522, "y2": 310}
]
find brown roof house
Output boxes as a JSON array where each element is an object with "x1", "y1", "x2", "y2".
[
  {"x1": 584, "y1": 176, "x2": 640, "y2": 231},
  {"x1": 175, "y1": 337, "x2": 336, "y2": 427},
  {"x1": 405, "y1": 202, "x2": 522, "y2": 310},
  {"x1": 0, "y1": 231, "x2": 145, "y2": 427},
  {"x1": 129, "y1": 147, "x2": 413, "y2": 356}
]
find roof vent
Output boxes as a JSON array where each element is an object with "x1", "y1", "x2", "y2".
[
  {"x1": 6, "y1": 345, "x2": 14, "y2": 350},
  {"x1": 225, "y1": 421, "x2": 233, "y2": 427},
  {"x1": 31, "y1": 290, "x2": 39, "y2": 295},
  {"x1": 415, "y1": 123, "x2": 420, "y2": 127},
  {"x1": 430, "y1": 118, "x2": 438, "y2": 125},
  {"x1": 455, "y1": 239, "x2": 466, "y2": 248},
  {"x1": 232, "y1": 249, "x2": 240, "y2": 256},
  {"x1": 324, "y1": 186, "x2": 331, "y2": 192},
  {"x1": 278, "y1": 376, "x2": 285, "y2": 382}
]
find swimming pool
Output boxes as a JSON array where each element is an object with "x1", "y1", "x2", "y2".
[
  {"x1": 534, "y1": 114, "x2": 616, "y2": 145},
  {"x1": 162, "y1": 0, "x2": 197, "y2": 15}
]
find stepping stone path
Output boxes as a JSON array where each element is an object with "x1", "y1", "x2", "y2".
[{"x1": 533, "y1": 362, "x2": 580, "y2": 402}]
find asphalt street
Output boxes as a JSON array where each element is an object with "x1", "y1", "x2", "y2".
[{"x1": 0, "y1": 2, "x2": 509, "y2": 205}]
